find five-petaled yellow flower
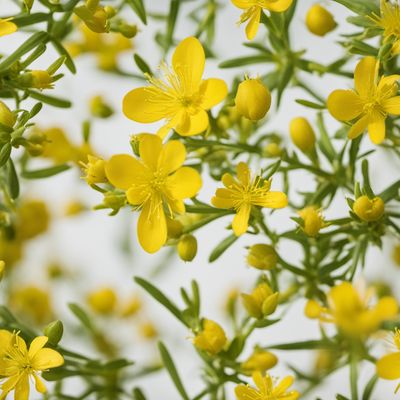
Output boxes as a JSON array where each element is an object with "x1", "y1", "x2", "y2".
[
  {"x1": 123, "y1": 37, "x2": 228, "y2": 138},
  {"x1": 327, "y1": 56, "x2": 400, "y2": 144},
  {"x1": 231, "y1": 0, "x2": 293, "y2": 40},
  {"x1": 376, "y1": 328, "x2": 400, "y2": 393},
  {"x1": 235, "y1": 371, "x2": 300, "y2": 400},
  {"x1": 0, "y1": 19, "x2": 17, "y2": 37},
  {"x1": 105, "y1": 135, "x2": 202, "y2": 253},
  {"x1": 211, "y1": 162, "x2": 287, "y2": 236},
  {"x1": 0, "y1": 331, "x2": 64, "y2": 400},
  {"x1": 370, "y1": 0, "x2": 400, "y2": 55}
]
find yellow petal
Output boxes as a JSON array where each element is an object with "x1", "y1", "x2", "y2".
[
  {"x1": 158, "y1": 140, "x2": 186, "y2": 174},
  {"x1": 0, "y1": 20, "x2": 17, "y2": 37},
  {"x1": 14, "y1": 374, "x2": 30, "y2": 400},
  {"x1": 175, "y1": 110, "x2": 209, "y2": 136},
  {"x1": 234, "y1": 385, "x2": 260, "y2": 400},
  {"x1": 231, "y1": 0, "x2": 249, "y2": 9},
  {"x1": 1, "y1": 374, "x2": 19, "y2": 393},
  {"x1": 33, "y1": 374, "x2": 47, "y2": 394},
  {"x1": 377, "y1": 353, "x2": 400, "y2": 379},
  {"x1": 137, "y1": 199, "x2": 167, "y2": 253},
  {"x1": 139, "y1": 135, "x2": 162, "y2": 170},
  {"x1": 273, "y1": 375, "x2": 294, "y2": 395},
  {"x1": 237, "y1": 162, "x2": 250, "y2": 186},
  {"x1": 166, "y1": 167, "x2": 202, "y2": 199},
  {"x1": 172, "y1": 37, "x2": 205, "y2": 89},
  {"x1": 123, "y1": 88, "x2": 167, "y2": 123},
  {"x1": 348, "y1": 114, "x2": 369, "y2": 139},
  {"x1": 31, "y1": 348, "x2": 64, "y2": 370},
  {"x1": 126, "y1": 187, "x2": 149, "y2": 205},
  {"x1": 252, "y1": 371, "x2": 270, "y2": 392},
  {"x1": 167, "y1": 198, "x2": 185, "y2": 214},
  {"x1": 383, "y1": 96, "x2": 400, "y2": 115},
  {"x1": 368, "y1": 112, "x2": 386, "y2": 144},
  {"x1": 200, "y1": 79, "x2": 228, "y2": 110},
  {"x1": 105, "y1": 154, "x2": 147, "y2": 190},
  {"x1": 377, "y1": 75, "x2": 400, "y2": 97},
  {"x1": 232, "y1": 203, "x2": 251, "y2": 236},
  {"x1": 211, "y1": 191, "x2": 235, "y2": 209},
  {"x1": 222, "y1": 173, "x2": 237, "y2": 188},
  {"x1": 264, "y1": 0, "x2": 293, "y2": 12},
  {"x1": 354, "y1": 57, "x2": 378, "y2": 97},
  {"x1": 255, "y1": 191, "x2": 288, "y2": 208},
  {"x1": 328, "y1": 282, "x2": 361, "y2": 314},
  {"x1": 28, "y1": 336, "x2": 48, "y2": 358},
  {"x1": 245, "y1": 7, "x2": 261, "y2": 40},
  {"x1": 327, "y1": 90, "x2": 363, "y2": 121}
]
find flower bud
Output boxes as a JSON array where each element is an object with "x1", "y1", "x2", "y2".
[
  {"x1": 83, "y1": 155, "x2": 107, "y2": 185},
  {"x1": 87, "y1": 287, "x2": 117, "y2": 315},
  {"x1": 353, "y1": 195, "x2": 384, "y2": 222},
  {"x1": 89, "y1": 95, "x2": 114, "y2": 118},
  {"x1": 118, "y1": 23, "x2": 138, "y2": 38},
  {"x1": 289, "y1": 117, "x2": 316, "y2": 153},
  {"x1": 241, "y1": 349, "x2": 278, "y2": 375},
  {"x1": 44, "y1": 320, "x2": 64, "y2": 345},
  {"x1": 31, "y1": 70, "x2": 53, "y2": 89},
  {"x1": 235, "y1": 78, "x2": 271, "y2": 121},
  {"x1": 103, "y1": 191, "x2": 126, "y2": 210},
  {"x1": 0, "y1": 101, "x2": 16, "y2": 128},
  {"x1": 193, "y1": 319, "x2": 227, "y2": 355},
  {"x1": 298, "y1": 206, "x2": 324, "y2": 237},
  {"x1": 247, "y1": 244, "x2": 278, "y2": 270},
  {"x1": 0, "y1": 260, "x2": 5, "y2": 281},
  {"x1": 74, "y1": 5, "x2": 109, "y2": 33},
  {"x1": 241, "y1": 283, "x2": 278, "y2": 319},
  {"x1": 306, "y1": 4, "x2": 337, "y2": 37},
  {"x1": 177, "y1": 234, "x2": 197, "y2": 262},
  {"x1": 304, "y1": 299, "x2": 323, "y2": 318},
  {"x1": 263, "y1": 142, "x2": 282, "y2": 158}
]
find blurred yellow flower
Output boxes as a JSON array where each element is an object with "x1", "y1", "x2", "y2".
[
  {"x1": 82, "y1": 155, "x2": 107, "y2": 185},
  {"x1": 241, "y1": 283, "x2": 279, "y2": 319},
  {"x1": 327, "y1": 57, "x2": 400, "y2": 144},
  {"x1": 305, "y1": 4, "x2": 336, "y2": 37},
  {"x1": 193, "y1": 319, "x2": 227, "y2": 355},
  {"x1": 120, "y1": 296, "x2": 142, "y2": 318},
  {"x1": 235, "y1": 371, "x2": 300, "y2": 400},
  {"x1": 16, "y1": 200, "x2": 50, "y2": 241},
  {"x1": 40, "y1": 127, "x2": 76, "y2": 164},
  {"x1": 138, "y1": 321, "x2": 158, "y2": 340},
  {"x1": 87, "y1": 287, "x2": 117, "y2": 315},
  {"x1": 0, "y1": 19, "x2": 17, "y2": 37},
  {"x1": 0, "y1": 332, "x2": 64, "y2": 400},
  {"x1": 123, "y1": 37, "x2": 228, "y2": 137},
  {"x1": 211, "y1": 162, "x2": 287, "y2": 236},
  {"x1": 241, "y1": 349, "x2": 278, "y2": 375},
  {"x1": 105, "y1": 135, "x2": 202, "y2": 253},
  {"x1": 247, "y1": 244, "x2": 278, "y2": 270}
]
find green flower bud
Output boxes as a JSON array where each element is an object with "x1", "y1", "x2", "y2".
[{"x1": 44, "y1": 320, "x2": 64, "y2": 345}]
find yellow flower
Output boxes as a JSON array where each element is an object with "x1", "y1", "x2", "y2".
[
  {"x1": 235, "y1": 371, "x2": 300, "y2": 400},
  {"x1": 123, "y1": 37, "x2": 228, "y2": 137},
  {"x1": 138, "y1": 321, "x2": 158, "y2": 340},
  {"x1": 40, "y1": 127, "x2": 76, "y2": 164},
  {"x1": 376, "y1": 328, "x2": 400, "y2": 393},
  {"x1": 82, "y1": 155, "x2": 107, "y2": 185},
  {"x1": 231, "y1": 0, "x2": 293, "y2": 40},
  {"x1": 0, "y1": 332, "x2": 64, "y2": 399},
  {"x1": 120, "y1": 296, "x2": 142, "y2": 318},
  {"x1": 298, "y1": 206, "x2": 325, "y2": 237},
  {"x1": 193, "y1": 319, "x2": 227, "y2": 355},
  {"x1": 87, "y1": 287, "x2": 117, "y2": 315},
  {"x1": 30, "y1": 70, "x2": 53, "y2": 89},
  {"x1": 305, "y1": 4, "x2": 336, "y2": 37},
  {"x1": 247, "y1": 244, "x2": 278, "y2": 270},
  {"x1": 370, "y1": 0, "x2": 400, "y2": 55},
  {"x1": 0, "y1": 19, "x2": 17, "y2": 37},
  {"x1": 235, "y1": 78, "x2": 271, "y2": 120},
  {"x1": 327, "y1": 56, "x2": 400, "y2": 144},
  {"x1": 241, "y1": 283, "x2": 279, "y2": 319},
  {"x1": 353, "y1": 195, "x2": 385, "y2": 222},
  {"x1": 305, "y1": 282, "x2": 398, "y2": 337},
  {"x1": 211, "y1": 162, "x2": 287, "y2": 236},
  {"x1": 74, "y1": 3, "x2": 110, "y2": 33},
  {"x1": 241, "y1": 349, "x2": 278, "y2": 375},
  {"x1": 105, "y1": 135, "x2": 202, "y2": 253},
  {"x1": 16, "y1": 200, "x2": 50, "y2": 241},
  {"x1": 289, "y1": 117, "x2": 316, "y2": 153},
  {"x1": 0, "y1": 101, "x2": 16, "y2": 128}
]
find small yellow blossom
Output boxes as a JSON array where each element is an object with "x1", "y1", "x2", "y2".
[
  {"x1": 39, "y1": 127, "x2": 76, "y2": 164},
  {"x1": 298, "y1": 206, "x2": 325, "y2": 237},
  {"x1": 235, "y1": 78, "x2": 271, "y2": 121},
  {"x1": 177, "y1": 234, "x2": 198, "y2": 262},
  {"x1": 211, "y1": 162, "x2": 288, "y2": 236},
  {"x1": 30, "y1": 70, "x2": 53, "y2": 89},
  {"x1": 64, "y1": 200, "x2": 87, "y2": 217},
  {"x1": 89, "y1": 95, "x2": 113, "y2": 118},
  {"x1": 353, "y1": 195, "x2": 385, "y2": 222},
  {"x1": 74, "y1": 2, "x2": 110, "y2": 33},
  {"x1": 138, "y1": 321, "x2": 158, "y2": 339},
  {"x1": 306, "y1": 4, "x2": 336, "y2": 37},
  {"x1": 16, "y1": 200, "x2": 50, "y2": 241},
  {"x1": 247, "y1": 244, "x2": 278, "y2": 270},
  {"x1": 235, "y1": 371, "x2": 300, "y2": 400},
  {"x1": 327, "y1": 57, "x2": 400, "y2": 144},
  {"x1": 231, "y1": 0, "x2": 293, "y2": 40},
  {"x1": 0, "y1": 101, "x2": 16, "y2": 128},
  {"x1": 87, "y1": 287, "x2": 117, "y2": 315},
  {"x1": 241, "y1": 349, "x2": 278, "y2": 375},
  {"x1": 289, "y1": 117, "x2": 316, "y2": 153},
  {"x1": 305, "y1": 282, "x2": 398, "y2": 337},
  {"x1": 120, "y1": 296, "x2": 142, "y2": 318},
  {"x1": 123, "y1": 37, "x2": 228, "y2": 137},
  {"x1": 82, "y1": 155, "x2": 107, "y2": 185},
  {"x1": 241, "y1": 283, "x2": 279, "y2": 319},
  {"x1": 0, "y1": 19, "x2": 17, "y2": 37},
  {"x1": 0, "y1": 237, "x2": 22, "y2": 268},
  {"x1": 370, "y1": 0, "x2": 400, "y2": 55},
  {"x1": 0, "y1": 332, "x2": 64, "y2": 399},
  {"x1": 193, "y1": 319, "x2": 227, "y2": 355},
  {"x1": 105, "y1": 135, "x2": 202, "y2": 253}
]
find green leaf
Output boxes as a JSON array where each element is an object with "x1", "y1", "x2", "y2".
[
  {"x1": 68, "y1": 303, "x2": 95, "y2": 332},
  {"x1": 126, "y1": 0, "x2": 147, "y2": 24},
  {"x1": 316, "y1": 112, "x2": 336, "y2": 162},
  {"x1": 209, "y1": 234, "x2": 238, "y2": 262},
  {"x1": 133, "y1": 388, "x2": 147, "y2": 400},
  {"x1": 267, "y1": 339, "x2": 334, "y2": 350},
  {"x1": 12, "y1": 13, "x2": 50, "y2": 27},
  {"x1": 164, "y1": 0, "x2": 180, "y2": 53},
  {"x1": 0, "y1": 143, "x2": 11, "y2": 167},
  {"x1": 134, "y1": 53, "x2": 152, "y2": 75},
  {"x1": 295, "y1": 99, "x2": 325, "y2": 109},
  {"x1": 362, "y1": 374, "x2": 378, "y2": 400},
  {"x1": 332, "y1": 0, "x2": 379, "y2": 14},
  {"x1": 379, "y1": 180, "x2": 400, "y2": 202},
  {"x1": 51, "y1": 38, "x2": 76, "y2": 74},
  {"x1": 158, "y1": 342, "x2": 190, "y2": 400},
  {"x1": 361, "y1": 159, "x2": 375, "y2": 198},
  {"x1": 219, "y1": 55, "x2": 273, "y2": 68},
  {"x1": 7, "y1": 159, "x2": 19, "y2": 199},
  {"x1": 22, "y1": 164, "x2": 70, "y2": 179},
  {"x1": 27, "y1": 91, "x2": 72, "y2": 108}
]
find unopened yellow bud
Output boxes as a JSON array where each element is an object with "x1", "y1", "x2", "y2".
[
  {"x1": 118, "y1": 23, "x2": 138, "y2": 38},
  {"x1": 353, "y1": 195, "x2": 385, "y2": 222},
  {"x1": 304, "y1": 299, "x2": 323, "y2": 319},
  {"x1": 241, "y1": 349, "x2": 278, "y2": 375},
  {"x1": 31, "y1": 70, "x2": 53, "y2": 89},
  {"x1": 166, "y1": 217, "x2": 183, "y2": 239},
  {"x1": 289, "y1": 117, "x2": 316, "y2": 153},
  {"x1": 0, "y1": 101, "x2": 16, "y2": 127},
  {"x1": 177, "y1": 234, "x2": 197, "y2": 262},
  {"x1": 0, "y1": 260, "x2": 5, "y2": 281},
  {"x1": 89, "y1": 95, "x2": 113, "y2": 118},
  {"x1": 241, "y1": 283, "x2": 278, "y2": 319},
  {"x1": 393, "y1": 245, "x2": 400, "y2": 267},
  {"x1": 263, "y1": 142, "x2": 282, "y2": 158},
  {"x1": 235, "y1": 78, "x2": 271, "y2": 121},
  {"x1": 306, "y1": 4, "x2": 337, "y2": 37},
  {"x1": 247, "y1": 244, "x2": 278, "y2": 270},
  {"x1": 83, "y1": 155, "x2": 107, "y2": 185},
  {"x1": 193, "y1": 319, "x2": 227, "y2": 355},
  {"x1": 16, "y1": 200, "x2": 50, "y2": 240},
  {"x1": 74, "y1": 5, "x2": 109, "y2": 33},
  {"x1": 104, "y1": 6, "x2": 116, "y2": 18},
  {"x1": 298, "y1": 206, "x2": 324, "y2": 237},
  {"x1": 87, "y1": 287, "x2": 117, "y2": 315}
]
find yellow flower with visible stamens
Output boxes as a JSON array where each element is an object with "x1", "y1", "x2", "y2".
[
  {"x1": 123, "y1": 37, "x2": 228, "y2": 137},
  {"x1": 370, "y1": 0, "x2": 400, "y2": 55},
  {"x1": 0, "y1": 19, "x2": 17, "y2": 37},
  {"x1": 231, "y1": 0, "x2": 293, "y2": 40},
  {"x1": 0, "y1": 332, "x2": 64, "y2": 400},
  {"x1": 105, "y1": 135, "x2": 202, "y2": 253},
  {"x1": 211, "y1": 162, "x2": 287, "y2": 236},
  {"x1": 235, "y1": 371, "x2": 300, "y2": 400},
  {"x1": 327, "y1": 56, "x2": 400, "y2": 144}
]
